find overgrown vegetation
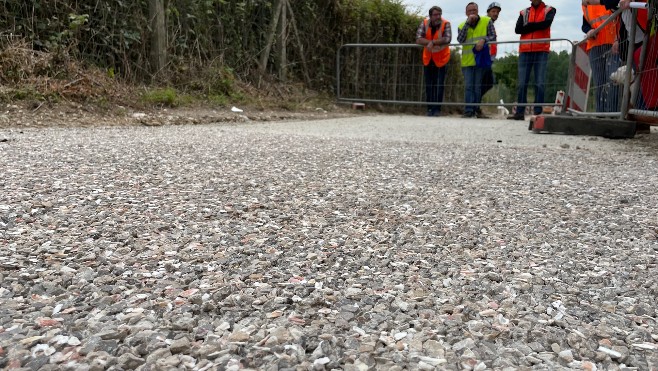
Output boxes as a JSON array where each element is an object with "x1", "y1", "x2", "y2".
[{"x1": 0, "y1": 0, "x2": 422, "y2": 109}]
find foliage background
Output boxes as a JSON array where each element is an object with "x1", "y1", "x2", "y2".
[
  {"x1": 0, "y1": 0, "x2": 571, "y2": 109},
  {"x1": 0, "y1": 1, "x2": 418, "y2": 93}
]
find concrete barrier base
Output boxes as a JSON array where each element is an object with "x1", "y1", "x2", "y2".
[{"x1": 529, "y1": 115, "x2": 637, "y2": 139}]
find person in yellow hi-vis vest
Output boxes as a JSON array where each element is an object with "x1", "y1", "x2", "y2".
[
  {"x1": 582, "y1": 4, "x2": 620, "y2": 112},
  {"x1": 457, "y1": 2, "x2": 497, "y2": 118},
  {"x1": 416, "y1": 6, "x2": 452, "y2": 117}
]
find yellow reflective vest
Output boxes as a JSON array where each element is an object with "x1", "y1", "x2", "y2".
[{"x1": 459, "y1": 16, "x2": 491, "y2": 67}]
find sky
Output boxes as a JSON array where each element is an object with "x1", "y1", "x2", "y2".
[{"x1": 404, "y1": 0, "x2": 586, "y2": 52}]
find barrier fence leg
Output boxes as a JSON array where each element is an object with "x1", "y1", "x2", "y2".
[{"x1": 620, "y1": 8, "x2": 639, "y2": 120}]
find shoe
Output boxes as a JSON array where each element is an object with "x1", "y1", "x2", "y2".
[
  {"x1": 461, "y1": 112, "x2": 474, "y2": 118},
  {"x1": 427, "y1": 108, "x2": 440, "y2": 117},
  {"x1": 507, "y1": 113, "x2": 525, "y2": 120},
  {"x1": 476, "y1": 111, "x2": 490, "y2": 119}
]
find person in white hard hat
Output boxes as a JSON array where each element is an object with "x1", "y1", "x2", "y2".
[
  {"x1": 479, "y1": 2, "x2": 502, "y2": 113},
  {"x1": 487, "y1": 2, "x2": 501, "y2": 21}
]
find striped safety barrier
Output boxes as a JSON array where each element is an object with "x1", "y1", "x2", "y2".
[{"x1": 565, "y1": 43, "x2": 591, "y2": 112}]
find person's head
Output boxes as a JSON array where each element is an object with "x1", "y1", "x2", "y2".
[
  {"x1": 530, "y1": 0, "x2": 543, "y2": 7},
  {"x1": 428, "y1": 6, "x2": 442, "y2": 23},
  {"x1": 487, "y1": 2, "x2": 501, "y2": 21},
  {"x1": 465, "y1": 2, "x2": 478, "y2": 17}
]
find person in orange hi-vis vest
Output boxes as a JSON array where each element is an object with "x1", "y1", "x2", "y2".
[
  {"x1": 416, "y1": 6, "x2": 452, "y2": 117},
  {"x1": 582, "y1": 4, "x2": 621, "y2": 112},
  {"x1": 480, "y1": 2, "x2": 501, "y2": 110},
  {"x1": 587, "y1": 0, "x2": 657, "y2": 111},
  {"x1": 508, "y1": 0, "x2": 556, "y2": 121}
]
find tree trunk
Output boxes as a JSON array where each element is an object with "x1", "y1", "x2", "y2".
[
  {"x1": 259, "y1": 0, "x2": 283, "y2": 74},
  {"x1": 149, "y1": 0, "x2": 167, "y2": 78},
  {"x1": 276, "y1": 2, "x2": 287, "y2": 81},
  {"x1": 285, "y1": 0, "x2": 311, "y2": 86}
]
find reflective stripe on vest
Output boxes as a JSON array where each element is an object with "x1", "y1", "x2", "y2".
[
  {"x1": 422, "y1": 18, "x2": 451, "y2": 67},
  {"x1": 582, "y1": 5, "x2": 616, "y2": 51},
  {"x1": 459, "y1": 16, "x2": 491, "y2": 67},
  {"x1": 519, "y1": 4, "x2": 552, "y2": 53}
]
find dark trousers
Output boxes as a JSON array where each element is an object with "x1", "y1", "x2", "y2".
[
  {"x1": 462, "y1": 66, "x2": 485, "y2": 114},
  {"x1": 589, "y1": 44, "x2": 620, "y2": 112},
  {"x1": 424, "y1": 63, "x2": 447, "y2": 114},
  {"x1": 481, "y1": 67, "x2": 495, "y2": 99},
  {"x1": 516, "y1": 51, "x2": 548, "y2": 116}
]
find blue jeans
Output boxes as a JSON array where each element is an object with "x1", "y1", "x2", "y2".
[
  {"x1": 424, "y1": 64, "x2": 447, "y2": 114},
  {"x1": 516, "y1": 51, "x2": 548, "y2": 116},
  {"x1": 462, "y1": 66, "x2": 484, "y2": 114},
  {"x1": 589, "y1": 44, "x2": 621, "y2": 112}
]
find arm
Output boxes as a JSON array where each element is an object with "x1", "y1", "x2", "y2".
[
  {"x1": 582, "y1": 16, "x2": 592, "y2": 33},
  {"x1": 416, "y1": 21, "x2": 430, "y2": 46},
  {"x1": 516, "y1": 8, "x2": 556, "y2": 34},
  {"x1": 583, "y1": 0, "x2": 631, "y2": 9},
  {"x1": 514, "y1": 14, "x2": 525, "y2": 34},
  {"x1": 612, "y1": 14, "x2": 626, "y2": 54},
  {"x1": 475, "y1": 19, "x2": 496, "y2": 51},
  {"x1": 439, "y1": 22, "x2": 452, "y2": 46},
  {"x1": 457, "y1": 23, "x2": 470, "y2": 44},
  {"x1": 485, "y1": 19, "x2": 497, "y2": 43}
]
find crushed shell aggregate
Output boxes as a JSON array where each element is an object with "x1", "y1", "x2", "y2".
[{"x1": 0, "y1": 120, "x2": 657, "y2": 371}]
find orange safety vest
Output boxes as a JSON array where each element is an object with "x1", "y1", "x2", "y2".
[
  {"x1": 582, "y1": 5, "x2": 616, "y2": 51},
  {"x1": 422, "y1": 18, "x2": 451, "y2": 67},
  {"x1": 519, "y1": 3, "x2": 553, "y2": 53}
]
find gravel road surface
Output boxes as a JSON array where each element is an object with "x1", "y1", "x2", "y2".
[{"x1": 1, "y1": 116, "x2": 657, "y2": 370}]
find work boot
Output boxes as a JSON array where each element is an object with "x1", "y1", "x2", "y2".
[
  {"x1": 507, "y1": 113, "x2": 525, "y2": 121},
  {"x1": 476, "y1": 110, "x2": 490, "y2": 119}
]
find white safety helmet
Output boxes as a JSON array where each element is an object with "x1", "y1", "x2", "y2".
[{"x1": 487, "y1": 2, "x2": 501, "y2": 11}]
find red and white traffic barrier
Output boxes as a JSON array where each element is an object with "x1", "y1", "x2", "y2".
[
  {"x1": 565, "y1": 43, "x2": 591, "y2": 112},
  {"x1": 554, "y1": 90, "x2": 565, "y2": 114}
]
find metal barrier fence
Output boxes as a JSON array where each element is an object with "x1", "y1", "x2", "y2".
[
  {"x1": 336, "y1": 39, "x2": 575, "y2": 115},
  {"x1": 626, "y1": 2, "x2": 658, "y2": 120},
  {"x1": 568, "y1": 2, "x2": 658, "y2": 121},
  {"x1": 337, "y1": 2, "x2": 658, "y2": 123}
]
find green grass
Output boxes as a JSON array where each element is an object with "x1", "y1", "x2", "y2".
[{"x1": 141, "y1": 87, "x2": 178, "y2": 107}]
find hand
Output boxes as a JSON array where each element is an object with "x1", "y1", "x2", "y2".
[
  {"x1": 612, "y1": 40, "x2": 619, "y2": 54},
  {"x1": 619, "y1": 0, "x2": 631, "y2": 9},
  {"x1": 467, "y1": 15, "x2": 478, "y2": 24},
  {"x1": 426, "y1": 41, "x2": 434, "y2": 50},
  {"x1": 586, "y1": 29, "x2": 597, "y2": 39},
  {"x1": 434, "y1": 45, "x2": 447, "y2": 52},
  {"x1": 475, "y1": 39, "x2": 485, "y2": 51}
]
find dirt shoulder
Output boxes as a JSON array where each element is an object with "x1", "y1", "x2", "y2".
[
  {"x1": 2, "y1": 101, "x2": 656, "y2": 154},
  {"x1": 0, "y1": 101, "x2": 365, "y2": 129}
]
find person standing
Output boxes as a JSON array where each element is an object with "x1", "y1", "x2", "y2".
[
  {"x1": 479, "y1": 2, "x2": 502, "y2": 111},
  {"x1": 508, "y1": 0, "x2": 556, "y2": 121},
  {"x1": 582, "y1": 4, "x2": 621, "y2": 112},
  {"x1": 457, "y1": 2, "x2": 496, "y2": 118},
  {"x1": 416, "y1": 6, "x2": 452, "y2": 117},
  {"x1": 584, "y1": 0, "x2": 649, "y2": 110}
]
